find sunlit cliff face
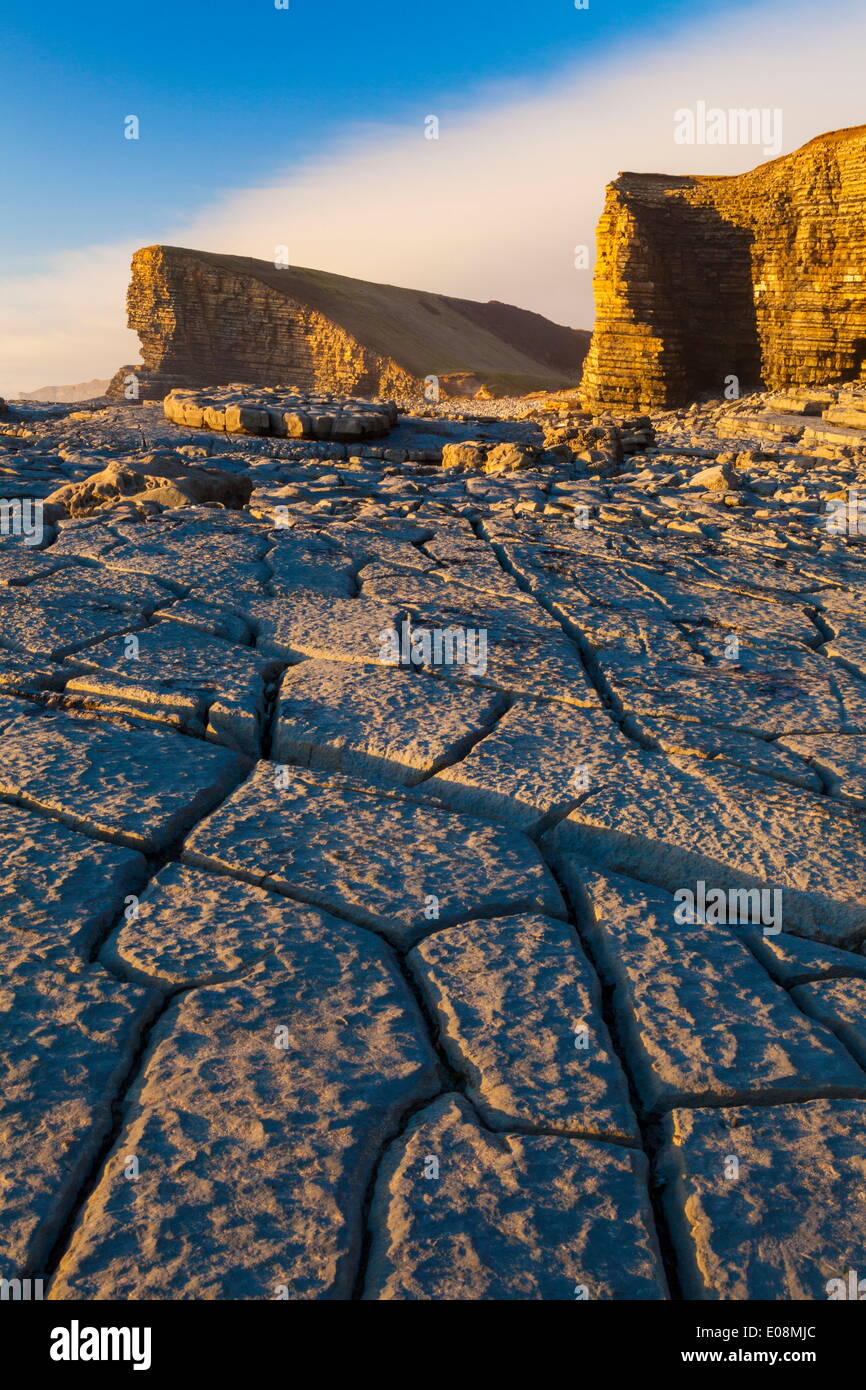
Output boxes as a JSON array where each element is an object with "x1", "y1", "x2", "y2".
[{"x1": 3, "y1": 0, "x2": 866, "y2": 396}]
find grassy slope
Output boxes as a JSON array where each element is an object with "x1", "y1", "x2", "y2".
[{"x1": 166, "y1": 247, "x2": 588, "y2": 385}]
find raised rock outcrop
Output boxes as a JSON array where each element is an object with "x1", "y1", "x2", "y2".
[
  {"x1": 581, "y1": 124, "x2": 866, "y2": 410},
  {"x1": 162, "y1": 385, "x2": 397, "y2": 441},
  {"x1": 108, "y1": 245, "x2": 589, "y2": 402},
  {"x1": 43, "y1": 452, "x2": 253, "y2": 520}
]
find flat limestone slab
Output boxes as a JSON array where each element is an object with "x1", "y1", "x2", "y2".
[
  {"x1": 23, "y1": 564, "x2": 173, "y2": 610},
  {"x1": 327, "y1": 521, "x2": 437, "y2": 572},
  {"x1": 52, "y1": 946, "x2": 439, "y2": 1300},
  {"x1": 598, "y1": 651, "x2": 866, "y2": 735},
  {"x1": 563, "y1": 865, "x2": 865, "y2": 1112},
  {"x1": 624, "y1": 566, "x2": 818, "y2": 645},
  {"x1": 741, "y1": 929, "x2": 866, "y2": 987},
  {"x1": 0, "y1": 550, "x2": 70, "y2": 586},
  {"x1": 0, "y1": 647, "x2": 65, "y2": 698},
  {"x1": 164, "y1": 386, "x2": 396, "y2": 441},
  {"x1": 0, "y1": 695, "x2": 244, "y2": 852},
  {"x1": 804, "y1": 420, "x2": 866, "y2": 446},
  {"x1": 68, "y1": 619, "x2": 278, "y2": 755},
  {"x1": 362, "y1": 1094, "x2": 667, "y2": 1300},
  {"x1": 153, "y1": 598, "x2": 253, "y2": 645},
  {"x1": 0, "y1": 597, "x2": 134, "y2": 660},
  {"x1": 103, "y1": 862, "x2": 357, "y2": 989},
  {"x1": 420, "y1": 619, "x2": 600, "y2": 708},
  {"x1": 426, "y1": 556, "x2": 528, "y2": 603},
  {"x1": 50, "y1": 520, "x2": 130, "y2": 561},
  {"x1": 792, "y1": 977, "x2": 866, "y2": 1069},
  {"x1": 814, "y1": 591, "x2": 866, "y2": 683},
  {"x1": 560, "y1": 605, "x2": 702, "y2": 665},
  {"x1": 420, "y1": 698, "x2": 633, "y2": 830},
  {"x1": 248, "y1": 590, "x2": 400, "y2": 666},
  {"x1": 273, "y1": 659, "x2": 503, "y2": 785},
  {"x1": 0, "y1": 802, "x2": 146, "y2": 969},
  {"x1": 500, "y1": 544, "x2": 671, "y2": 621},
  {"x1": 358, "y1": 565, "x2": 548, "y2": 626},
  {"x1": 408, "y1": 915, "x2": 638, "y2": 1141},
  {"x1": 628, "y1": 714, "x2": 821, "y2": 791},
  {"x1": 360, "y1": 567, "x2": 599, "y2": 706},
  {"x1": 548, "y1": 752, "x2": 866, "y2": 945},
  {"x1": 267, "y1": 532, "x2": 357, "y2": 597},
  {"x1": 825, "y1": 630, "x2": 866, "y2": 682},
  {"x1": 658, "y1": 1100, "x2": 866, "y2": 1300},
  {"x1": 183, "y1": 763, "x2": 564, "y2": 946},
  {"x1": 103, "y1": 520, "x2": 270, "y2": 599},
  {"x1": 682, "y1": 550, "x2": 818, "y2": 599},
  {"x1": 0, "y1": 961, "x2": 157, "y2": 1275},
  {"x1": 778, "y1": 732, "x2": 866, "y2": 805},
  {"x1": 0, "y1": 564, "x2": 175, "y2": 659}
]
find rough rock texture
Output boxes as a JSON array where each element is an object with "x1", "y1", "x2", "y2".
[
  {"x1": 182, "y1": 762, "x2": 564, "y2": 947},
  {"x1": 0, "y1": 694, "x2": 244, "y2": 852},
  {"x1": 272, "y1": 659, "x2": 504, "y2": 785},
  {"x1": 407, "y1": 915, "x2": 638, "y2": 1139},
  {"x1": 52, "y1": 946, "x2": 440, "y2": 1299},
  {"x1": 363, "y1": 1094, "x2": 667, "y2": 1300},
  {"x1": 108, "y1": 244, "x2": 589, "y2": 402},
  {"x1": 102, "y1": 862, "x2": 350, "y2": 989},
  {"x1": 582, "y1": 124, "x2": 866, "y2": 409},
  {"x1": 0, "y1": 962, "x2": 157, "y2": 1276},
  {"x1": 44, "y1": 453, "x2": 252, "y2": 519},
  {"x1": 163, "y1": 385, "x2": 397, "y2": 441},
  {"x1": 4, "y1": 385, "x2": 866, "y2": 1302},
  {"x1": 549, "y1": 751, "x2": 866, "y2": 945},
  {"x1": 792, "y1": 976, "x2": 866, "y2": 1069},
  {"x1": 569, "y1": 866, "x2": 864, "y2": 1112},
  {"x1": 419, "y1": 698, "x2": 629, "y2": 830},
  {"x1": 0, "y1": 802, "x2": 146, "y2": 970},
  {"x1": 659, "y1": 1100, "x2": 866, "y2": 1300}
]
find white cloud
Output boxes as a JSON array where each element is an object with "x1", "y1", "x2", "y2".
[
  {"x1": 0, "y1": 243, "x2": 140, "y2": 397},
  {"x1": 2, "y1": 0, "x2": 864, "y2": 396}
]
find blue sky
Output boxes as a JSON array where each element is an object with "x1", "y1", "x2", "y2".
[
  {"x1": 2, "y1": 0, "x2": 863, "y2": 392},
  {"x1": 1, "y1": 0, "x2": 745, "y2": 272}
]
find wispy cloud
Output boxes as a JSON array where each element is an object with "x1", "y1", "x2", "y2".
[{"x1": 2, "y1": 0, "x2": 864, "y2": 396}]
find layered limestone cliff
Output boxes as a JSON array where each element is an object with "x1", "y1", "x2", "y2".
[
  {"x1": 581, "y1": 124, "x2": 866, "y2": 410},
  {"x1": 109, "y1": 246, "x2": 588, "y2": 402}
]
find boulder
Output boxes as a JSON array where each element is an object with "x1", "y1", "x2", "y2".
[
  {"x1": 43, "y1": 453, "x2": 252, "y2": 520},
  {"x1": 543, "y1": 423, "x2": 624, "y2": 463},
  {"x1": 684, "y1": 460, "x2": 741, "y2": 491},
  {"x1": 441, "y1": 441, "x2": 488, "y2": 472},
  {"x1": 483, "y1": 442, "x2": 540, "y2": 474},
  {"x1": 618, "y1": 415, "x2": 656, "y2": 454}
]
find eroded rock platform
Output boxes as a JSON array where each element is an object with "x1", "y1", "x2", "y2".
[{"x1": 3, "y1": 384, "x2": 866, "y2": 1301}]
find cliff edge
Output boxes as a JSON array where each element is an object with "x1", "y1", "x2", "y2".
[
  {"x1": 109, "y1": 246, "x2": 589, "y2": 401},
  {"x1": 581, "y1": 124, "x2": 866, "y2": 410}
]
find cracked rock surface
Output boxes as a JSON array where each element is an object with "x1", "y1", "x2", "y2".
[
  {"x1": 4, "y1": 386, "x2": 866, "y2": 1300},
  {"x1": 363, "y1": 1093, "x2": 667, "y2": 1300}
]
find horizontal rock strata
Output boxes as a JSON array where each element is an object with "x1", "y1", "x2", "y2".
[
  {"x1": 108, "y1": 244, "x2": 588, "y2": 401},
  {"x1": 582, "y1": 124, "x2": 866, "y2": 409}
]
